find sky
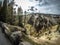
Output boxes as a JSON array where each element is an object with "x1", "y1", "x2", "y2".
[
  {"x1": 14, "y1": 0, "x2": 60, "y2": 14},
  {"x1": 0, "y1": 0, "x2": 60, "y2": 14},
  {"x1": 14, "y1": 0, "x2": 38, "y2": 12}
]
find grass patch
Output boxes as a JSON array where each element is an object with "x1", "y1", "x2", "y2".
[{"x1": 22, "y1": 33, "x2": 41, "y2": 45}]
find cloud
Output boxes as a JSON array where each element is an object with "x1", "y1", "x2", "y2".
[
  {"x1": 14, "y1": 0, "x2": 60, "y2": 14},
  {"x1": 34, "y1": 0, "x2": 60, "y2": 14}
]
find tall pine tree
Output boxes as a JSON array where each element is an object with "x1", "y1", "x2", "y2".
[{"x1": 1, "y1": 0, "x2": 7, "y2": 22}]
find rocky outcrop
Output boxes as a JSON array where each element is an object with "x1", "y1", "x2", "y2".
[
  {"x1": 0, "y1": 22, "x2": 26, "y2": 45},
  {"x1": 28, "y1": 15, "x2": 57, "y2": 34}
]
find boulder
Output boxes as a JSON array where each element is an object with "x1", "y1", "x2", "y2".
[{"x1": 10, "y1": 31, "x2": 23, "y2": 45}]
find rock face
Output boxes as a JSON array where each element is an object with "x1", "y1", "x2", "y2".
[
  {"x1": 0, "y1": 22, "x2": 26, "y2": 45},
  {"x1": 0, "y1": 14, "x2": 59, "y2": 45},
  {"x1": 10, "y1": 31, "x2": 22, "y2": 41},
  {"x1": 10, "y1": 31, "x2": 23, "y2": 45},
  {"x1": 0, "y1": 22, "x2": 6, "y2": 33},
  {"x1": 28, "y1": 15, "x2": 57, "y2": 33},
  {"x1": 0, "y1": 27, "x2": 12, "y2": 45}
]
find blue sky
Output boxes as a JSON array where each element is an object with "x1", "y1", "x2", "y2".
[{"x1": 0, "y1": 0, "x2": 60, "y2": 14}]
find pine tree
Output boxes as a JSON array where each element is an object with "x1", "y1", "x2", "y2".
[
  {"x1": 1, "y1": 0, "x2": 8, "y2": 22},
  {"x1": 18, "y1": 7, "x2": 23, "y2": 27}
]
